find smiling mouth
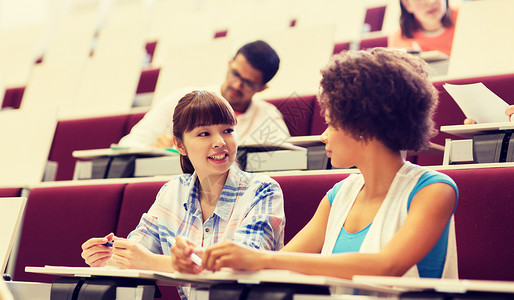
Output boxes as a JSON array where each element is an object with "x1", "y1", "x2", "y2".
[{"x1": 208, "y1": 154, "x2": 228, "y2": 160}]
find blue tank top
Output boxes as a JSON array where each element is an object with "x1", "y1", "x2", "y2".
[{"x1": 326, "y1": 170, "x2": 458, "y2": 278}]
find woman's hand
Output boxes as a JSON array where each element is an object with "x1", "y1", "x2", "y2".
[
  {"x1": 203, "y1": 241, "x2": 267, "y2": 272},
  {"x1": 171, "y1": 237, "x2": 203, "y2": 274},
  {"x1": 81, "y1": 233, "x2": 116, "y2": 267},
  {"x1": 109, "y1": 238, "x2": 156, "y2": 270}
]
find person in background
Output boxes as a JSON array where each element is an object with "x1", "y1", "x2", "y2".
[
  {"x1": 81, "y1": 91, "x2": 285, "y2": 300},
  {"x1": 118, "y1": 40, "x2": 289, "y2": 148},
  {"x1": 464, "y1": 105, "x2": 514, "y2": 124},
  {"x1": 174, "y1": 48, "x2": 459, "y2": 281},
  {"x1": 388, "y1": 0, "x2": 458, "y2": 56}
]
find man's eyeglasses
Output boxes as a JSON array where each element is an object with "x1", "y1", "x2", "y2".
[{"x1": 227, "y1": 69, "x2": 263, "y2": 92}]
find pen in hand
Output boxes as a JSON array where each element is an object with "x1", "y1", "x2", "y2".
[{"x1": 190, "y1": 253, "x2": 203, "y2": 267}]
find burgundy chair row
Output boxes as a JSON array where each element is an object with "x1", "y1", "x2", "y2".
[
  {"x1": 11, "y1": 182, "x2": 180, "y2": 300},
  {"x1": 47, "y1": 95, "x2": 325, "y2": 181},
  {"x1": 45, "y1": 72, "x2": 514, "y2": 181},
  {"x1": 276, "y1": 168, "x2": 514, "y2": 282},
  {"x1": 12, "y1": 166, "x2": 514, "y2": 291}
]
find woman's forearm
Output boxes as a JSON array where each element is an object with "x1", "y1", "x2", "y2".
[{"x1": 263, "y1": 252, "x2": 395, "y2": 279}]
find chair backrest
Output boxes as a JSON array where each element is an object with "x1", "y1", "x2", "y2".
[
  {"x1": 48, "y1": 114, "x2": 129, "y2": 181},
  {"x1": 364, "y1": 6, "x2": 386, "y2": 32},
  {"x1": 266, "y1": 95, "x2": 316, "y2": 137},
  {"x1": 1, "y1": 87, "x2": 24, "y2": 110},
  {"x1": 272, "y1": 173, "x2": 350, "y2": 243},
  {"x1": 310, "y1": 100, "x2": 327, "y2": 135},
  {"x1": 439, "y1": 167, "x2": 514, "y2": 281},
  {"x1": 116, "y1": 181, "x2": 166, "y2": 238},
  {"x1": 13, "y1": 184, "x2": 125, "y2": 283},
  {"x1": 115, "y1": 180, "x2": 186, "y2": 300},
  {"x1": 359, "y1": 36, "x2": 388, "y2": 50}
]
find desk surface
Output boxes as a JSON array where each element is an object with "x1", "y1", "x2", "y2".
[
  {"x1": 440, "y1": 122, "x2": 514, "y2": 138},
  {"x1": 25, "y1": 266, "x2": 400, "y2": 295}
]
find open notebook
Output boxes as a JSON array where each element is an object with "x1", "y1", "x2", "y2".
[{"x1": 0, "y1": 197, "x2": 27, "y2": 274}]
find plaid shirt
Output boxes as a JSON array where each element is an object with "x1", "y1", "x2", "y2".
[{"x1": 128, "y1": 165, "x2": 285, "y2": 299}]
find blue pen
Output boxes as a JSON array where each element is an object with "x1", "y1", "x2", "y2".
[{"x1": 103, "y1": 241, "x2": 114, "y2": 247}]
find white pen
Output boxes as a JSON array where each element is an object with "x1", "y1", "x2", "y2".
[{"x1": 190, "y1": 252, "x2": 203, "y2": 267}]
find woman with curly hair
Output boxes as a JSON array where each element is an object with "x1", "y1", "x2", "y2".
[
  {"x1": 174, "y1": 48, "x2": 459, "y2": 280},
  {"x1": 388, "y1": 0, "x2": 458, "y2": 56}
]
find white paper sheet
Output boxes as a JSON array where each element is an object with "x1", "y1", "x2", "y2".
[{"x1": 443, "y1": 83, "x2": 510, "y2": 123}]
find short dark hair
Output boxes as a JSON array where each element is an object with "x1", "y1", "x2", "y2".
[
  {"x1": 319, "y1": 48, "x2": 438, "y2": 152},
  {"x1": 399, "y1": 0, "x2": 454, "y2": 38},
  {"x1": 235, "y1": 40, "x2": 280, "y2": 85},
  {"x1": 173, "y1": 90, "x2": 237, "y2": 173}
]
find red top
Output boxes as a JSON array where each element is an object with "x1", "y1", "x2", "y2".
[{"x1": 388, "y1": 9, "x2": 458, "y2": 57}]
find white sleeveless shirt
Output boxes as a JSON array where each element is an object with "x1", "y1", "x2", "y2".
[{"x1": 321, "y1": 162, "x2": 458, "y2": 278}]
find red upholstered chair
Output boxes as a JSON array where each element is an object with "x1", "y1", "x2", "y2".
[
  {"x1": 272, "y1": 173, "x2": 349, "y2": 243},
  {"x1": 116, "y1": 181, "x2": 166, "y2": 238},
  {"x1": 266, "y1": 95, "x2": 317, "y2": 137},
  {"x1": 364, "y1": 6, "x2": 386, "y2": 32},
  {"x1": 117, "y1": 180, "x2": 179, "y2": 300},
  {"x1": 333, "y1": 42, "x2": 350, "y2": 55},
  {"x1": 359, "y1": 36, "x2": 388, "y2": 50},
  {"x1": 136, "y1": 68, "x2": 160, "y2": 94},
  {"x1": 2, "y1": 87, "x2": 25, "y2": 109},
  {"x1": 13, "y1": 184, "x2": 125, "y2": 283},
  {"x1": 310, "y1": 100, "x2": 327, "y2": 136},
  {"x1": 48, "y1": 115, "x2": 129, "y2": 181},
  {"x1": 441, "y1": 167, "x2": 514, "y2": 281},
  {"x1": 0, "y1": 187, "x2": 22, "y2": 197}
]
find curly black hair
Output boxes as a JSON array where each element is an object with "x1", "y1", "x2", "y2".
[{"x1": 318, "y1": 48, "x2": 438, "y2": 152}]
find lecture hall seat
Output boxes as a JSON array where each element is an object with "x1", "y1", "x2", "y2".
[
  {"x1": 13, "y1": 184, "x2": 126, "y2": 283},
  {"x1": 48, "y1": 114, "x2": 129, "y2": 181},
  {"x1": 116, "y1": 181, "x2": 180, "y2": 300},
  {"x1": 310, "y1": 100, "x2": 327, "y2": 136},
  {"x1": 273, "y1": 173, "x2": 349, "y2": 243},
  {"x1": 116, "y1": 181, "x2": 164, "y2": 238},
  {"x1": 364, "y1": 6, "x2": 386, "y2": 32},
  {"x1": 1, "y1": 87, "x2": 24, "y2": 110},
  {"x1": 266, "y1": 95, "x2": 316, "y2": 137},
  {"x1": 441, "y1": 167, "x2": 514, "y2": 281}
]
